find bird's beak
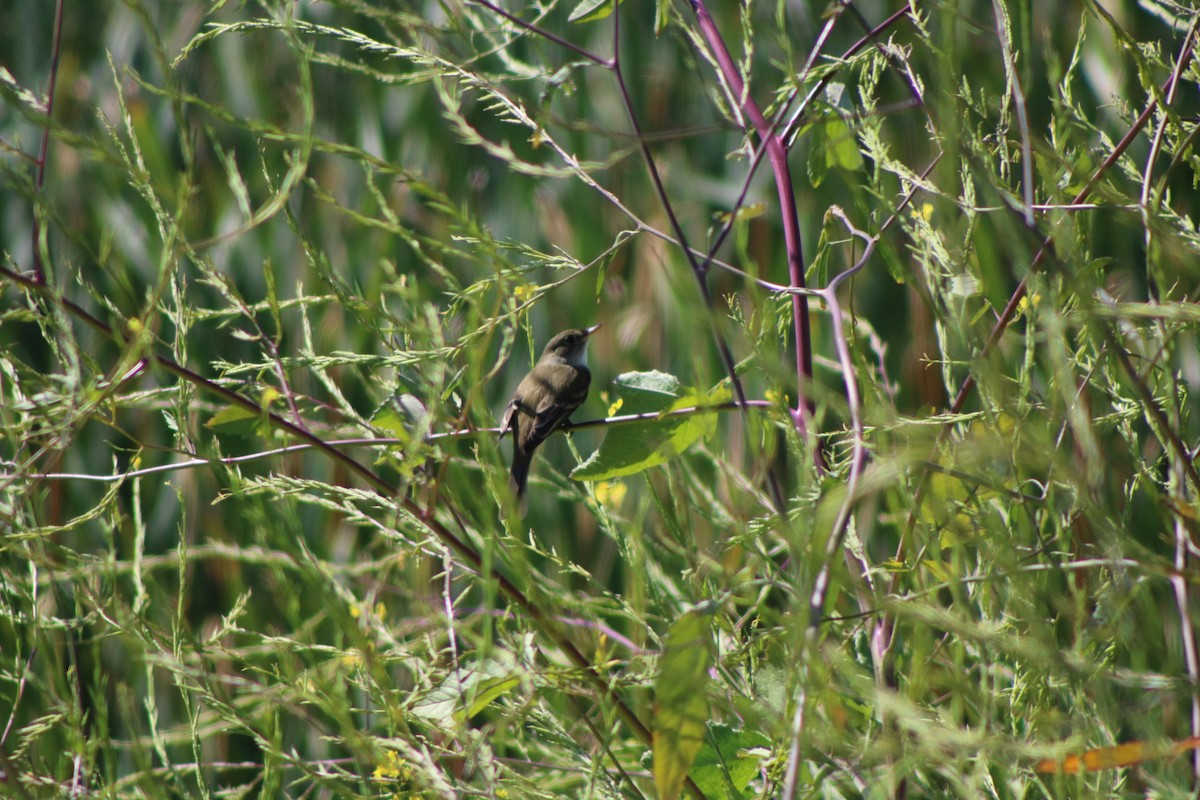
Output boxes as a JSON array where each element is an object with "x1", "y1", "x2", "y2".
[{"x1": 583, "y1": 323, "x2": 602, "y2": 337}]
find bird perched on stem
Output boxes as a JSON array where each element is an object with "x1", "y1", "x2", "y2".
[{"x1": 502, "y1": 324, "x2": 601, "y2": 498}]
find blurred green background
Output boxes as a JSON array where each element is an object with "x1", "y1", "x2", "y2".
[{"x1": 3, "y1": 0, "x2": 1200, "y2": 797}]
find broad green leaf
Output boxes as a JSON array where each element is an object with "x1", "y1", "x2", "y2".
[
  {"x1": 807, "y1": 120, "x2": 830, "y2": 189},
  {"x1": 653, "y1": 602, "x2": 716, "y2": 800},
  {"x1": 569, "y1": 0, "x2": 622, "y2": 24},
  {"x1": 372, "y1": 394, "x2": 433, "y2": 478},
  {"x1": 655, "y1": 0, "x2": 670, "y2": 34},
  {"x1": 712, "y1": 201, "x2": 767, "y2": 226},
  {"x1": 823, "y1": 115, "x2": 864, "y2": 172},
  {"x1": 464, "y1": 674, "x2": 522, "y2": 719},
  {"x1": 690, "y1": 723, "x2": 772, "y2": 800},
  {"x1": 371, "y1": 406, "x2": 410, "y2": 442},
  {"x1": 572, "y1": 371, "x2": 730, "y2": 481},
  {"x1": 204, "y1": 404, "x2": 263, "y2": 437},
  {"x1": 372, "y1": 393, "x2": 430, "y2": 445},
  {"x1": 807, "y1": 110, "x2": 863, "y2": 188},
  {"x1": 412, "y1": 661, "x2": 522, "y2": 726},
  {"x1": 410, "y1": 681, "x2": 458, "y2": 726}
]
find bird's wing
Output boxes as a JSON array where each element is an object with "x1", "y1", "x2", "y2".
[
  {"x1": 528, "y1": 367, "x2": 590, "y2": 445},
  {"x1": 499, "y1": 400, "x2": 518, "y2": 440},
  {"x1": 529, "y1": 401, "x2": 575, "y2": 445}
]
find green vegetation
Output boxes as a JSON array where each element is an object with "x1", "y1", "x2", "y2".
[{"x1": 3, "y1": 1, "x2": 1200, "y2": 797}]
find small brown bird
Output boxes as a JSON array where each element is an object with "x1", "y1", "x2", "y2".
[{"x1": 502, "y1": 325, "x2": 601, "y2": 497}]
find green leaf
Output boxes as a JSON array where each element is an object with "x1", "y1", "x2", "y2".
[
  {"x1": 569, "y1": 0, "x2": 622, "y2": 24},
  {"x1": 572, "y1": 371, "x2": 730, "y2": 481},
  {"x1": 464, "y1": 674, "x2": 523, "y2": 719},
  {"x1": 807, "y1": 121, "x2": 830, "y2": 189},
  {"x1": 806, "y1": 110, "x2": 863, "y2": 188},
  {"x1": 204, "y1": 404, "x2": 262, "y2": 437},
  {"x1": 690, "y1": 723, "x2": 772, "y2": 800},
  {"x1": 712, "y1": 201, "x2": 767, "y2": 226},
  {"x1": 823, "y1": 115, "x2": 864, "y2": 172},
  {"x1": 411, "y1": 661, "x2": 522, "y2": 726},
  {"x1": 655, "y1": 0, "x2": 670, "y2": 34},
  {"x1": 373, "y1": 393, "x2": 430, "y2": 444},
  {"x1": 654, "y1": 602, "x2": 716, "y2": 800},
  {"x1": 371, "y1": 394, "x2": 434, "y2": 478}
]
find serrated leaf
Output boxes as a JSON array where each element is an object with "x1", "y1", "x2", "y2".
[
  {"x1": 411, "y1": 683, "x2": 458, "y2": 726},
  {"x1": 572, "y1": 371, "x2": 730, "y2": 481},
  {"x1": 654, "y1": 602, "x2": 716, "y2": 800}
]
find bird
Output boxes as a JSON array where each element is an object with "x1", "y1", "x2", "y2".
[{"x1": 501, "y1": 324, "x2": 601, "y2": 497}]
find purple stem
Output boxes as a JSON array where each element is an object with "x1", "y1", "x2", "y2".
[{"x1": 688, "y1": 0, "x2": 817, "y2": 450}]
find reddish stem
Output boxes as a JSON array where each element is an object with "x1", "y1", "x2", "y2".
[{"x1": 689, "y1": 0, "x2": 815, "y2": 444}]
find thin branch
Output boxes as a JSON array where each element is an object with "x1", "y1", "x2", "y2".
[
  {"x1": 784, "y1": 208, "x2": 876, "y2": 800},
  {"x1": 878, "y1": 15, "x2": 1200, "y2": 678},
  {"x1": 992, "y1": 0, "x2": 1035, "y2": 228},
  {"x1": 780, "y1": 3, "x2": 922, "y2": 146},
  {"x1": 946, "y1": 23, "x2": 1198, "y2": 421},
  {"x1": 689, "y1": 0, "x2": 816, "y2": 455},
  {"x1": 29, "y1": 0, "x2": 65, "y2": 285},
  {"x1": 807, "y1": 208, "x2": 876, "y2": 614},
  {"x1": 704, "y1": 3, "x2": 918, "y2": 284},
  {"x1": 10, "y1": 401, "x2": 775, "y2": 483},
  {"x1": 0, "y1": 262, "x2": 660, "y2": 759},
  {"x1": 1102, "y1": 326, "x2": 1200, "y2": 497},
  {"x1": 1135, "y1": 16, "x2": 1200, "y2": 777},
  {"x1": 468, "y1": 0, "x2": 610, "y2": 66},
  {"x1": 607, "y1": 4, "x2": 790, "y2": 516}
]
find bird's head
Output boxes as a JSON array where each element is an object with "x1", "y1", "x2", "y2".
[{"x1": 540, "y1": 324, "x2": 601, "y2": 368}]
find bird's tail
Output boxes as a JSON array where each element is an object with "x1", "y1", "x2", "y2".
[{"x1": 509, "y1": 448, "x2": 532, "y2": 498}]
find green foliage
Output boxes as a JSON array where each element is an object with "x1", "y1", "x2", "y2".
[
  {"x1": 652, "y1": 602, "x2": 716, "y2": 800},
  {"x1": 2, "y1": 1, "x2": 1200, "y2": 798},
  {"x1": 573, "y1": 370, "x2": 730, "y2": 481}
]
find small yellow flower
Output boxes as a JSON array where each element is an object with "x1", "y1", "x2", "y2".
[
  {"x1": 911, "y1": 202, "x2": 933, "y2": 222},
  {"x1": 259, "y1": 386, "x2": 282, "y2": 410},
  {"x1": 350, "y1": 604, "x2": 362, "y2": 619},
  {"x1": 1016, "y1": 292, "x2": 1041, "y2": 316},
  {"x1": 514, "y1": 284, "x2": 536, "y2": 302},
  {"x1": 607, "y1": 397, "x2": 623, "y2": 416},
  {"x1": 341, "y1": 649, "x2": 363, "y2": 668},
  {"x1": 373, "y1": 751, "x2": 407, "y2": 780},
  {"x1": 764, "y1": 389, "x2": 789, "y2": 405},
  {"x1": 593, "y1": 632, "x2": 611, "y2": 664},
  {"x1": 375, "y1": 602, "x2": 386, "y2": 618},
  {"x1": 595, "y1": 481, "x2": 627, "y2": 509}
]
